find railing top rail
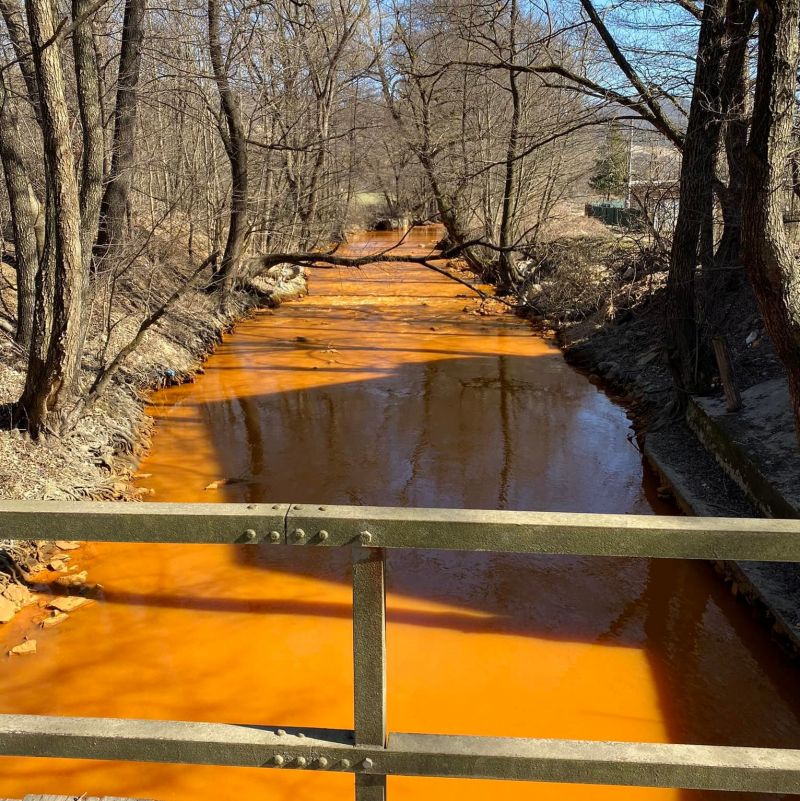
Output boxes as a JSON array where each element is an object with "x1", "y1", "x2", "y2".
[
  {"x1": 1, "y1": 713, "x2": 799, "y2": 794},
  {"x1": 1, "y1": 500, "x2": 799, "y2": 561}
]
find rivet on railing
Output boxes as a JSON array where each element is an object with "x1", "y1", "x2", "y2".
[
  {"x1": 319, "y1": 505, "x2": 327, "y2": 511},
  {"x1": 243, "y1": 529, "x2": 257, "y2": 542},
  {"x1": 271, "y1": 504, "x2": 280, "y2": 510},
  {"x1": 269, "y1": 531, "x2": 281, "y2": 543},
  {"x1": 273, "y1": 754, "x2": 285, "y2": 767},
  {"x1": 293, "y1": 528, "x2": 306, "y2": 542},
  {"x1": 297, "y1": 732, "x2": 306, "y2": 738},
  {"x1": 340, "y1": 758, "x2": 351, "y2": 769},
  {"x1": 363, "y1": 757, "x2": 374, "y2": 769},
  {"x1": 296, "y1": 756, "x2": 307, "y2": 767},
  {"x1": 317, "y1": 756, "x2": 329, "y2": 768},
  {"x1": 293, "y1": 504, "x2": 303, "y2": 510},
  {"x1": 276, "y1": 729, "x2": 286, "y2": 736},
  {"x1": 360, "y1": 531, "x2": 372, "y2": 545},
  {"x1": 318, "y1": 530, "x2": 329, "y2": 542}
]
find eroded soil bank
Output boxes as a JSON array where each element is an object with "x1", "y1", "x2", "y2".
[
  {"x1": 0, "y1": 256, "x2": 304, "y2": 624},
  {"x1": 0, "y1": 228, "x2": 798, "y2": 801}
]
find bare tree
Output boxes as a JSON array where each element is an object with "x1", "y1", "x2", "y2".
[
  {"x1": 207, "y1": 0, "x2": 248, "y2": 298},
  {"x1": 73, "y1": 0, "x2": 106, "y2": 272},
  {"x1": 17, "y1": 0, "x2": 86, "y2": 435},
  {"x1": 96, "y1": 0, "x2": 146, "y2": 256},
  {"x1": 664, "y1": 0, "x2": 728, "y2": 396},
  {"x1": 741, "y1": 0, "x2": 800, "y2": 438},
  {"x1": 0, "y1": 74, "x2": 43, "y2": 349}
]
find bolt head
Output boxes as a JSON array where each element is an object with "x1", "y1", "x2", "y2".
[
  {"x1": 318, "y1": 530, "x2": 329, "y2": 542},
  {"x1": 317, "y1": 756, "x2": 329, "y2": 768},
  {"x1": 360, "y1": 531, "x2": 372, "y2": 545},
  {"x1": 243, "y1": 529, "x2": 257, "y2": 542},
  {"x1": 293, "y1": 528, "x2": 306, "y2": 541},
  {"x1": 269, "y1": 530, "x2": 281, "y2": 543},
  {"x1": 340, "y1": 758, "x2": 351, "y2": 769},
  {"x1": 277, "y1": 729, "x2": 286, "y2": 736},
  {"x1": 273, "y1": 754, "x2": 285, "y2": 766},
  {"x1": 296, "y1": 756, "x2": 307, "y2": 767},
  {"x1": 363, "y1": 757, "x2": 374, "y2": 769}
]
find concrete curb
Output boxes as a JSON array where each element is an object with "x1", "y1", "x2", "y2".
[
  {"x1": 644, "y1": 433, "x2": 800, "y2": 658},
  {"x1": 687, "y1": 397, "x2": 800, "y2": 519}
]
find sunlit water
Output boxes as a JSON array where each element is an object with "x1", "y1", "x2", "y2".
[{"x1": 0, "y1": 227, "x2": 797, "y2": 801}]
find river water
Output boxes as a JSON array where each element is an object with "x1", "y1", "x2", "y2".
[{"x1": 0, "y1": 227, "x2": 798, "y2": 800}]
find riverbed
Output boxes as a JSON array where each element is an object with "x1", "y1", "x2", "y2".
[{"x1": 0, "y1": 227, "x2": 798, "y2": 801}]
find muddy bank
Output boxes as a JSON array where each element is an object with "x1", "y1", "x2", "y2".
[{"x1": 0, "y1": 252, "x2": 306, "y2": 625}]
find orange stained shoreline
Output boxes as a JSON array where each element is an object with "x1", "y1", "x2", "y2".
[{"x1": 0, "y1": 226, "x2": 798, "y2": 801}]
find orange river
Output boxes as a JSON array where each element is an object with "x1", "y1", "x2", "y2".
[{"x1": 0, "y1": 227, "x2": 798, "y2": 801}]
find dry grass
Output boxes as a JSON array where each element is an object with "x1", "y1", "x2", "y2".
[
  {"x1": 0, "y1": 231, "x2": 267, "y2": 502},
  {"x1": 518, "y1": 203, "x2": 666, "y2": 324}
]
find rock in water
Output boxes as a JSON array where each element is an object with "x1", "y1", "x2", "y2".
[
  {"x1": 3, "y1": 584, "x2": 31, "y2": 606},
  {"x1": 42, "y1": 612, "x2": 69, "y2": 628},
  {"x1": 0, "y1": 596, "x2": 15, "y2": 623},
  {"x1": 47, "y1": 596, "x2": 92, "y2": 613},
  {"x1": 204, "y1": 477, "x2": 246, "y2": 490},
  {"x1": 55, "y1": 571, "x2": 88, "y2": 588},
  {"x1": 9, "y1": 640, "x2": 36, "y2": 655}
]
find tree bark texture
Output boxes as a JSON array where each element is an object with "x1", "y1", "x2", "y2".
[
  {"x1": 665, "y1": 0, "x2": 727, "y2": 396},
  {"x1": 208, "y1": 0, "x2": 248, "y2": 299},
  {"x1": 741, "y1": 0, "x2": 800, "y2": 440},
  {"x1": 17, "y1": 0, "x2": 86, "y2": 436},
  {"x1": 96, "y1": 0, "x2": 146, "y2": 256}
]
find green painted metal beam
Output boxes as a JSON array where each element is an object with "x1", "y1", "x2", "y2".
[
  {"x1": 0, "y1": 501, "x2": 290, "y2": 544},
  {"x1": 0, "y1": 715, "x2": 798, "y2": 793},
  {"x1": 289, "y1": 504, "x2": 800, "y2": 561},
  {"x1": 2, "y1": 501, "x2": 800, "y2": 560}
]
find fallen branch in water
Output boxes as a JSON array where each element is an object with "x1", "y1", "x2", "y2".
[{"x1": 247, "y1": 236, "x2": 518, "y2": 308}]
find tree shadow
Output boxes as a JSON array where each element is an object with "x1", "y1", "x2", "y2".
[{"x1": 126, "y1": 344, "x2": 800, "y2": 801}]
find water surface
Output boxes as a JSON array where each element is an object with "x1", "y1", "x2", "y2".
[{"x1": 0, "y1": 227, "x2": 797, "y2": 801}]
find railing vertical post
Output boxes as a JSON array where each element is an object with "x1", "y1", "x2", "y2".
[{"x1": 352, "y1": 545, "x2": 387, "y2": 801}]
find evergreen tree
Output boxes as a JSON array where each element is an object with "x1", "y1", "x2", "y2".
[{"x1": 589, "y1": 122, "x2": 628, "y2": 200}]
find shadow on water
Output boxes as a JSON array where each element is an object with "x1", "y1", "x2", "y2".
[{"x1": 143, "y1": 347, "x2": 800, "y2": 800}]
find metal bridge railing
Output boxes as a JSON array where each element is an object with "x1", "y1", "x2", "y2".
[{"x1": 1, "y1": 501, "x2": 800, "y2": 799}]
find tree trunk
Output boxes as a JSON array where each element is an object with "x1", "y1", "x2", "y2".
[
  {"x1": 16, "y1": 0, "x2": 85, "y2": 436},
  {"x1": 0, "y1": 0, "x2": 40, "y2": 120},
  {"x1": 497, "y1": 0, "x2": 521, "y2": 292},
  {"x1": 710, "y1": 0, "x2": 756, "y2": 277},
  {"x1": 207, "y1": 0, "x2": 248, "y2": 301},
  {"x1": 0, "y1": 78, "x2": 43, "y2": 350},
  {"x1": 95, "y1": 0, "x2": 146, "y2": 257},
  {"x1": 73, "y1": 0, "x2": 105, "y2": 272},
  {"x1": 741, "y1": 0, "x2": 800, "y2": 440},
  {"x1": 665, "y1": 0, "x2": 727, "y2": 396}
]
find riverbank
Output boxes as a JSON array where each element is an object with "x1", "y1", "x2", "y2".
[
  {"x1": 0, "y1": 243, "x2": 306, "y2": 626},
  {"x1": 532, "y1": 221, "x2": 800, "y2": 657}
]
